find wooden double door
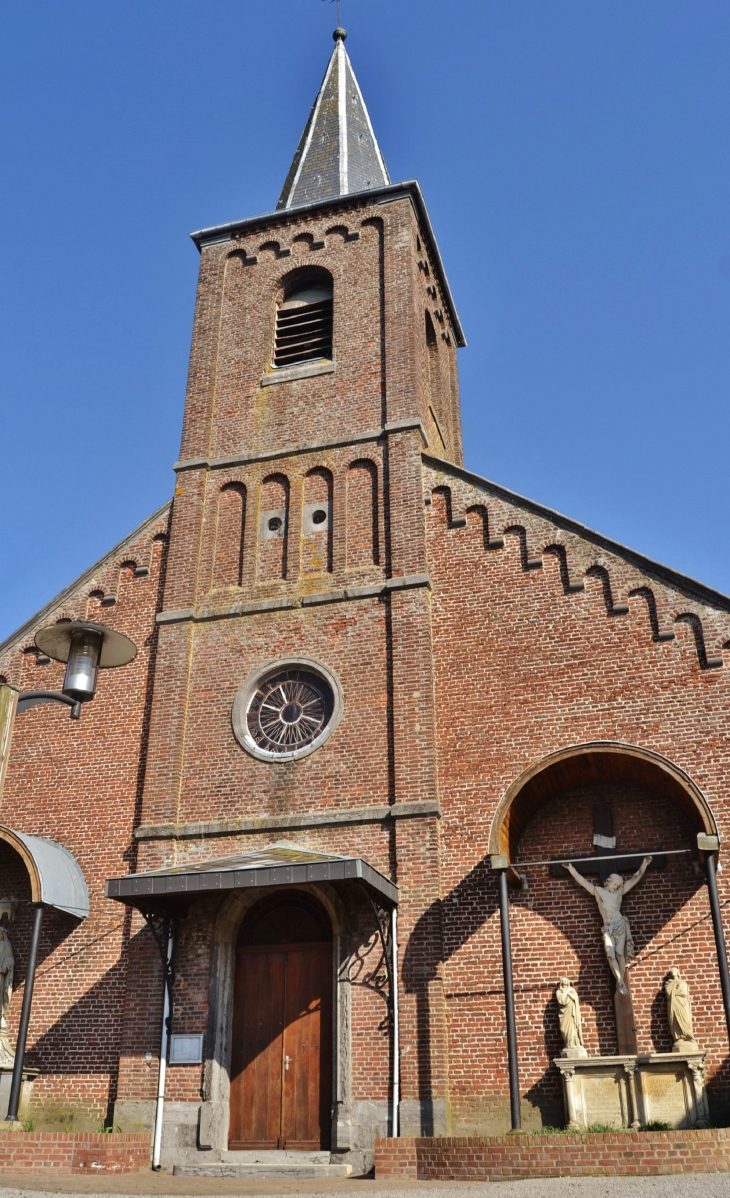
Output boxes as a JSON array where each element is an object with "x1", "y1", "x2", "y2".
[{"x1": 229, "y1": 940, "x2": 333, "y2": 1150}]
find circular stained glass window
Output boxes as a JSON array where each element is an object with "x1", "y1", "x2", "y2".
[{"x1": 232, "y1": 658, "x2": 342, "y2": 761}]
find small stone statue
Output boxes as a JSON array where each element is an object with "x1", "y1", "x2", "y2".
[
  {"x1": 555, "y1": 977, "x2": 587, "y2": 1057},
  {"x1": 0, "y1": 925, "x2": 15, "y2": 1067},
  {"x1": 664, "y1": 967, "x2": 699, "y2": 1052},
  {"x1": 566, "y1": 858, "x2": 652, "y2": 995}
]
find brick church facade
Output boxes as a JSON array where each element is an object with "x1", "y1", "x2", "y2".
[{"x1": 1, "y1": 31, "x2": 730, "y2": 1173}]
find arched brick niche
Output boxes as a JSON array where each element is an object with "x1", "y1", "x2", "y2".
[
  {"x1": 489, "y1": 741, "x2": 718, "y2": 867},
  {"x1": 483, "y1": 744, "x2": 723, "y2": 1120}
]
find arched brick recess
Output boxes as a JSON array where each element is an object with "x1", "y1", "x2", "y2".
[
  {"x1": 213, "y1": 483, "x2": 246, "y2": 590},
  {"x1": 489, "y1": 741, "x2": 718, "y2": 864}
]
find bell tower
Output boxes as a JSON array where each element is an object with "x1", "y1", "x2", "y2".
[
  {"x1": 142, "y1": 21, "x2": 466, "y2": 796},
  {"x1": 177, "y1": 28, "x2": 463, "y2": 477},
  {"x1": 137, "y1": 26, "x2": 464, "y2": 1145},
  {"x1": 160, "y1": 28, "x2": 464, "y2": 612}
]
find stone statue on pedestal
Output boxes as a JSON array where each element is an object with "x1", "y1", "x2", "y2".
[
  {"x1": 566, "y1": 857, "x2": 652, "y2": 996},
  {"x1": 555, "y1": 977, "x2": 587, "y2": 1057},
  {"x1": 664, "y1": 967, "x2": 699, "y2": 1052},
  {"x1": 0, "y1": 924, "x2": 15, "y2": 1067}
]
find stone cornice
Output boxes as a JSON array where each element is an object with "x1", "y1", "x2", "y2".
[
  {"x1": 135, "y1": 799, "x2": 442, "y2": 841},
  {"x1": 156, "y1": 573, "x2": 432, "y2": 626},
  {"x1": 173, "y1": 419, "x2": 429, "y2": 473}
]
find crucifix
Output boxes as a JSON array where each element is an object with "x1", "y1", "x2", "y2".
[{"x1": 560, "y1": 805, "x2": 663, "y2": 1054}]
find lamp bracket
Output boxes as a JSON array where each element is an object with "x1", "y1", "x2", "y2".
[
  {"x1": 360, "y1": 884, "x2": 396, "y2": 1020},
  {"x1": 16, "y1": 691, "x2": 82, "y2": 720}
]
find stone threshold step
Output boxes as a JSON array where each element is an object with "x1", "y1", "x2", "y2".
[
  {"x1": 221, "y1": 1150, "x2": 331, "y2": 1163},
  {"x1": 173, "y1": 1164, "x2": 353, "y2": 1178}
]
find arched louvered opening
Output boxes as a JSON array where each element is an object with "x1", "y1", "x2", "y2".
[{"x1": 274, "y1": 270, "x2": 333, "y2": 367}]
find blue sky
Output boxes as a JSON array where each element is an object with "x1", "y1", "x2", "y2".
[{"x1": 1, "y1": 1, "x2": 729, "y2": 641}]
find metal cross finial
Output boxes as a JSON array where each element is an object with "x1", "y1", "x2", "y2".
[{"x1": 323, "y1": 0, "x2": 342, "y2": 32}]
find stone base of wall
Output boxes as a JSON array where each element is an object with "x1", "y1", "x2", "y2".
[
  {"x1": 375, "y1": 1129, "x2": 730, "y2": 1180},
  {"x1": 0, "y1": 1131, "x2": 151, "y2": 1173}
]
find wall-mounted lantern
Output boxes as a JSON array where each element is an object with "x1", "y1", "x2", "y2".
[
  {"x1": 34, "y1": 620, "x2": 136, "y2": 704},
  {"x1": 11, "y1": 620, "x2": 137, "y2": 720}
]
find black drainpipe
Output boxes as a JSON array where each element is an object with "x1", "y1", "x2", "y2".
[{"x1": 495, "y1": 866, "x2": 521, "y2": 1131}]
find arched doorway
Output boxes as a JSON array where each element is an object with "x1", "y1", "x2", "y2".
[{"x1": 228, "y1": 890, "x2": 333, "y2": 1151}]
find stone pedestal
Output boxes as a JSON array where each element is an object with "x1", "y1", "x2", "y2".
[
  {"x1": 0, "y1": 1066, "x2": 39, "y2": 1126},
  {"x1": 555, "y1": 1052, "x2": 709, "y2": 1131},
  {"x1": 0, "y1": 1030, "x2": 15, "y2": 1070}
]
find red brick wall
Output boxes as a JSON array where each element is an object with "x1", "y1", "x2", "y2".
[
  {"x1": 0, "y1": 1131, "x2": 150, "y2": 1174},
  {"x1": 142, "y1": 601, "x2": 390, "y2": 830},
  {"x1": 375, "y1": 1131, "x2": 730, "y2": 1180},
  {"x1": 426, "y1": 464, "x2": 730, "y2": 1125},
  {"x1": 179, "y1": 199, "x2": 461, "y2": 470},
  {"x1": 2, "y1": 168, "x2": 730, "y2": 1154},
  {"x1": 0, "y1": 513, "x2": 170, "y2": 1125}
]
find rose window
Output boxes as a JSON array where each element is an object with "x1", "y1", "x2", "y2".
[{"x1": 246, "y1": 668, "x2": 335, "y2": 754}]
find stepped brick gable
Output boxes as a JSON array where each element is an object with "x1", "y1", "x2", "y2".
[{"x1": 1, "y1": 29, "x2": 729, "y2": 1179}]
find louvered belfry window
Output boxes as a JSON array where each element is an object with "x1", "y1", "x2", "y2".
[{"x1": 274, "y1": 280, "x2": 333, "y2": 368}]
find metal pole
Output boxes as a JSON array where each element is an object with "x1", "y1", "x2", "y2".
[
  {"x1": 152, "y1": 927, "x2": 174, "y2": 1169},
  {"x1": 705, "y1": 852, "x2": 730, "y2": 1047},
  {"x1": 391, "y1": 906, "x2": 400, "y2": 1138},
  {"x1": 6, "y1": 903, "x2": 44, "y2": 1122},
  {"x1": 497, "y1": 870, "x2": 521, "y2": 1131}
]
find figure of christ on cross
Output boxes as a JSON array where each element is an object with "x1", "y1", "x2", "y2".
[{"x1": 566, "y1": 857, "x2": 653, "y2": 995}]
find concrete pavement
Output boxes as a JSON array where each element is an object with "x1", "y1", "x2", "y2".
[{"x1": 2, "y1": 1175, "x2": 730, "y2": 1198}]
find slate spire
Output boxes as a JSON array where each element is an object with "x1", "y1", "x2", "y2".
[{"x1": 277, "y1": 29, "x2": 390, "y2": 210}]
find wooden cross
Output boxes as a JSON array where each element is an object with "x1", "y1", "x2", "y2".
[{"x1": 550, "y1": 806, "x2": 666, "y2": 879}]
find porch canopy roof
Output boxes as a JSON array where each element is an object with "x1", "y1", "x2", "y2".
[
  {"x1": 105, "y1": 841, "x2": 398, "y2": 912},
  {"x1": 0, "y1": 825, "x2": 89, "y2": 919}
]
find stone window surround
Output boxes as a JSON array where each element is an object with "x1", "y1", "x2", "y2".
[
  {"x1": 231, "y1": 655, "x2": 344, "y2": 764},
  {"x1": 261, "y1": 357, "x2": 335, "y2": 387}
]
